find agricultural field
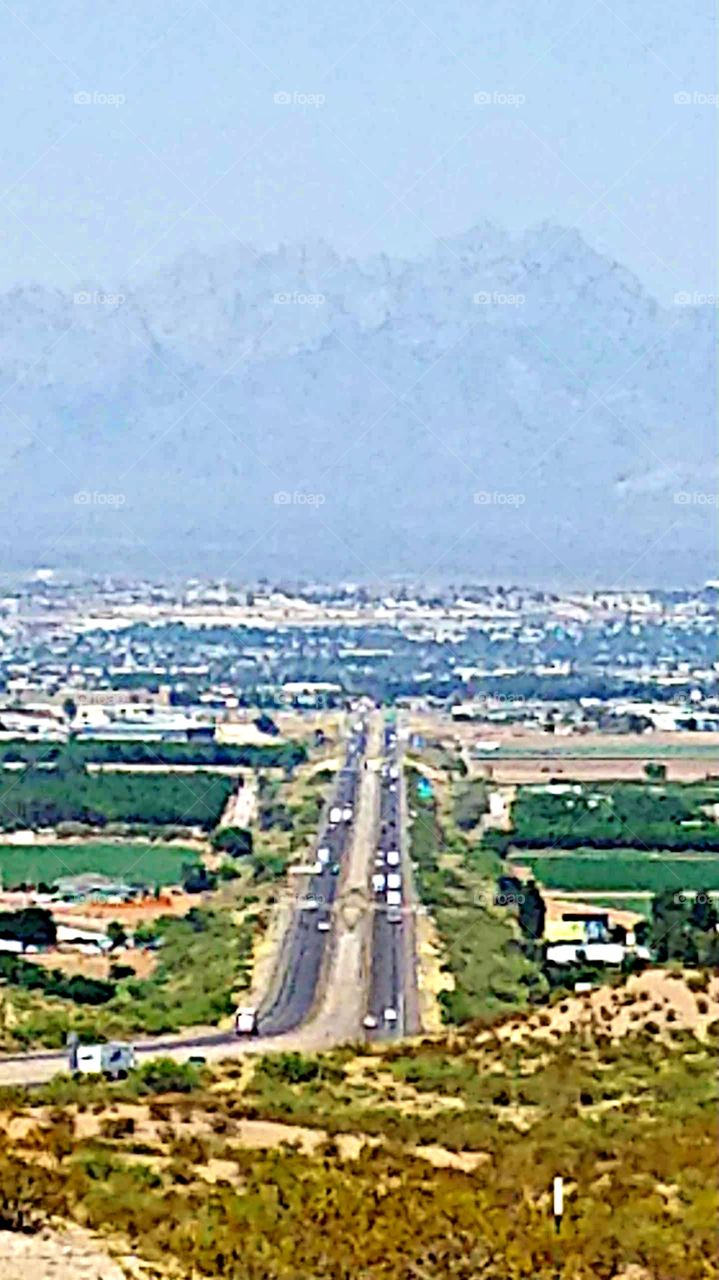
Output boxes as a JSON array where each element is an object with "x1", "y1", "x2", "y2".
[
  {"x1": 507, "y1": 780, "x2": 719, "y2": 850},
  {"x1": 0, "y1": 840, "x2": 200, "y2": 890},
  {"x1": 0, "y1": 764, "x2": 235, "y2": 832},
  {"x1": 509, "y1": 849, "x2": 719, "y2": 896}
]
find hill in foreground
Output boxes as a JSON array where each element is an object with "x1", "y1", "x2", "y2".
[{"x1": 0, "y1": 972, "x2": 716, "y2": 1278}]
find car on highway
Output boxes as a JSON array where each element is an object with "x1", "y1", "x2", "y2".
[
  {"x1": 317, "y1": 919, "x2": 331, "y2": 933},
  {"x1": 383, "y1": 1007, "x2": 398, "y2": 1025},
  {"x1": 317, "y1": 846, "x2": 331, "y2": 864},
  {"x1": 387, "y1": 909, "x2": 403, "y2": 924},
  {"x1": 386, "y1": 872, "x2": 401, "y2": 890},
  {"x1": 362, "y1": 1013, "x2": 378, "y2": 1030},
  {"x1": 330, "y1": 861, "x2": 341, "y2": 875},
  {"x1": 386, "y1": 850, "x2": 400, "y2": 866},
  {"x1": 234, "y1": 1007, "x2": 259, "y2": 1036},
  {"x1": 298, "y1": 896, "x2": 321, "y2": 911},
  {"x1": 386, "y1": 890, "x2": 402, "y2": 907}
]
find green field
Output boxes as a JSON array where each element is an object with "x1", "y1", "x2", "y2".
[
  {"x1": 0, "y1": 841, "x2": 200, "y2": 889},
  {"x1": 510, "y1": 848, "x2": 719, "y2": 895}
]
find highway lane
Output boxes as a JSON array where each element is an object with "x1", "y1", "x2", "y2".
[
  {"x1": 366, "y1": 721, "x2": 416, "y2": 1039},
  {"x1": 257, "y1": 720, "x2": 367, "y2": 1036}
]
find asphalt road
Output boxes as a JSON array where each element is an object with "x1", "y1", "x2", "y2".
[
  {"x1": 250, "y1": 721, "x2": 367, "y2": 1037},
  {"x1": 366, "y1": 722, "x2": 419, "y2": 1039}
]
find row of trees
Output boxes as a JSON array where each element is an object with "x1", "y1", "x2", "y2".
[
  {"x1": 0, "y1": 738, "x2": 306, "y2": 770},
  {"x1": 0, "y1": 760, "x2": 234, "y2": 831},
  {"x1": 508, "y1": 783, "x2": 719, "y2": 850}
]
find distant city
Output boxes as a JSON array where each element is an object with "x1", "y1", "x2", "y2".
[{"x1": 0, "y1": 570, "x2": 716, "y2": 740}]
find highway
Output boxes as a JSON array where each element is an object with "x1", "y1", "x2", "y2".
[
  {"x1": 257, "y1": 719, "x2": 367, "y2": 1036},
  {"x1": 365, "y1": 720, "x2": 420, "y2": 1039}
]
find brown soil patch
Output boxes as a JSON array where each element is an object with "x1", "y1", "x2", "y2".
[
  {"x1": 0, "y1": 1224, "x2": 132, "y2": 1280},
  {"x1": 486, "y1": 970, "x2": 719, "y2": 1047},
  {"x1": 29, "y1": 947, "x2": 156, "y2": 981}
]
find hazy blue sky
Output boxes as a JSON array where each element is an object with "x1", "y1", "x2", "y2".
[{"x1": 0, "y1": 0, "x2": 714, "y2": 299}]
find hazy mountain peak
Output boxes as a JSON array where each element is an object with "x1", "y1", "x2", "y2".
[{"x1": 0, "y1": 225, "x2": 712, "y2": 585}]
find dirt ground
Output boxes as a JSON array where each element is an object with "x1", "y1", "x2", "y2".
[
  {"x1": 479, "y1": 757, "x2": 718, "y2": 783},
  {"x1": 0, "y1": 1225, "x2": 133, "y2": 1280},
  {"x1": 406, "y1": 714, "x2": 719, "y2": 782},
  {"x1": 543, "y1": 893, "x2": 643, "y2": 932},
  {"x1": 29, "y1": 945, "x2": 157, "y2": 981},
  {"x1": 57, "y1": 892, "x2": 197, "y2": 927},
  {"x1": 486, "y1": 969, "x2": 719, "y2": 1047}
]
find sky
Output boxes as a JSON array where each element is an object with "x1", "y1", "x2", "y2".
[{"x1": 0, "y1": 0, "x2": 714, "y2": 300}]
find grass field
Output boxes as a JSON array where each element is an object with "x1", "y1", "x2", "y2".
[
  {"x1": 510, "y1": 848, "x2": 719, "y2": 895},
  {"x1": 0, "y1": 841, "x2": 200, "y2": 889}
]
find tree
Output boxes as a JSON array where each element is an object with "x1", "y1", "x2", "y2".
[
  {"x1": 0, "y1": 907, "x2": 56, "y2": 949},
  {"x1": 107, "y1": 920, "x2": 127, "y2": 950},
  {"x1": 62, "y1": 697, "x2": 77, "y2": 722},
  {"x1": 651, "y1": 889, "x2": 688, "y2": 961},
  {"x1": 182, "y1": 865, "x2": 216, "y2": 894},
  {"x1": 518, "y1": 880, "x2": 546, "y2": 941},
  {"x1": 211, "y1": 826, "x2": 253, "y2": 857},
  {"x1": 690, "y1": 890, "x2": 718, "y2": 934},
  {"x1": 644, "y1": 761, "x2": 667, "y2": 781},
  {"x1": 254, "y1": 713, "x2": 280, "y2": 737}
]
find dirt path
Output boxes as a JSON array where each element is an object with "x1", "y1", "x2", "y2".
[{"x1": 219, "y1": 771, "x2": 258, "y2": 829}]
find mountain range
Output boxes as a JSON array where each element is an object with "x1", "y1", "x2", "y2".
[{"x1": 0, "y1": 223, "x2": 714, "y2": 587}]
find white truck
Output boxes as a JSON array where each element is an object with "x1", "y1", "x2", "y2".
[
  {"x1": 386, "y1": 872, "x2": 402, "y2": 891},
  {"x1": 71, "y1": 1041, "x2": 136, "y2": 1079},
  {"x1": 386, "y1": 890, "x2": 402, "y2": 908},
  {"x1": 342, "y1": 805, "x2": 353, "y2": 822},
  {"x1": 386, "y1": 849, "x2": 400, "y2": 867},
  {"x1": 235, "y1": 1006, "x2": 259, "y2": 1036},
  {"x1": 329, "y1": 806, "x2": 342, "y2": 825},
  {"x1": 371, "y1": 872, "x2": 386, "y2": 893}
]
